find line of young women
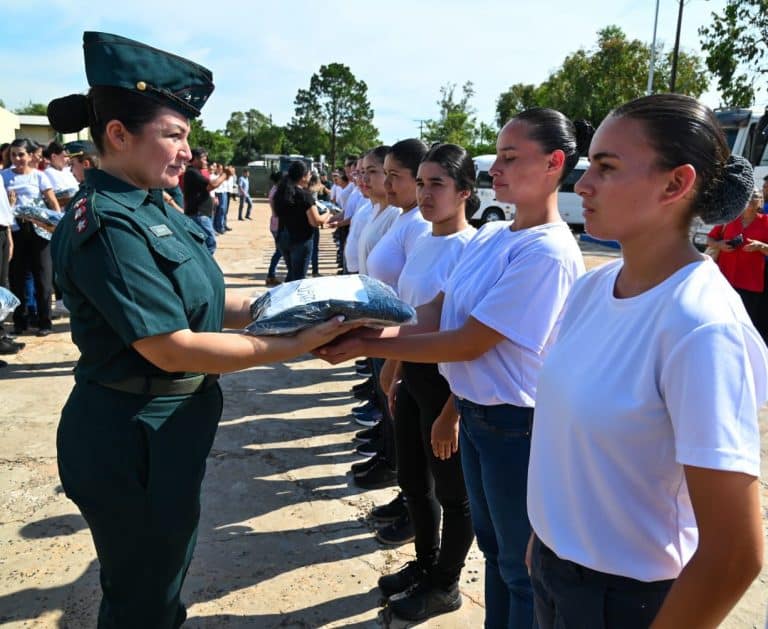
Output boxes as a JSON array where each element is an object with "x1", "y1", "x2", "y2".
[{"x1": 320, "y1": 94, "x2": 767, "y2": 628}]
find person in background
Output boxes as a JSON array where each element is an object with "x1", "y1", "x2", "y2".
[
  {"x1": 65, "y1": 140, "x2": 100, "y2": 185},
  {"x1": 183, "y1": 149, "x2": 229, "y2": 255},
  {"x1": 226, "y1": 165, "x2": 237, "y2": 224},
  {"x1": 707, "y1": 187, "x2": 768, "y2": 344},
  {"x1": 237, "y1": 168, "x2": 252, "y2": 220},
  {"x1": 527, "y1": 93, "x2": 766, "y2": 628},
  {"x1": 763, "y1": 174, "x2": 768, "y2": 213},
  {"x1": 212, "y1": 163, "x2": 230, "y2": 235},
  {"x1": 266, "y1": 171, "x2": 283, "y2": 286},
  {"x1": 43, "y1": 142, "x2": 80, "y2": 207},
  {"x1": 0, "y1": 175, "x2": 24, "y2": 360},
  {"x1": 308, "y1": 173, "x2": 333, "y2": 276},
  {"x1": 273, "y1": 161, "x2": 329, "y2": 281},
  {"x1": 2, "y1": 138, "x2": 61, "y2": 336}
]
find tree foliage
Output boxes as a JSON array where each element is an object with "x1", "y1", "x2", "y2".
[
  {"x1": 496, "y1": 26, "x2": 709, "y2": 128},
  {"x1": 423, "y1": 82, "x2": 478, "y2": 148},
  {"x1": 14, "y1": 101, "x2": 48, "y2": 115},
  {"x1": 188, "y1": 119, "x2": 234, "y2": 165},
  {"x1": 224, "y1": 109, "x2": 289, "y2": 163},
  {"x1": 290, "y1": 63, "x2": 378, "y2": 166},
  {"x1": 699, "y1": 0, "x2": 767, "y2": 107}
]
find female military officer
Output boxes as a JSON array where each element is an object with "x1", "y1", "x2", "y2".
[{"x1": 47, "y1": 32, "x2": 350, "y2": 629}]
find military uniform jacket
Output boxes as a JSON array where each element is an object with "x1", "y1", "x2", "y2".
[{"x1": 51, "y1": 168, "x2": 225, "y2": 385}]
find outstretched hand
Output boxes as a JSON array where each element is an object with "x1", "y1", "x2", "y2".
[
  {"x1": 313, "y1": 326, "x2": 382, "y2": 364},
  {"x1": 297, "y1": 317, "x2": 363, "y2": 353}
]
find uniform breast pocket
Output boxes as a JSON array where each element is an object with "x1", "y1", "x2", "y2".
[{"x1": 147, "y1": 235, "x2": 212, "y2": 314}]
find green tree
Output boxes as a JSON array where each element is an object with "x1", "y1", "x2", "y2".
[
  {"x1": 699, "y1": 0, "x2": 767, "y2": 106},
  {"x1": 290, "y1": 63, "x2": 378, "y2": 165},
  {"x1": 188, "y1": 119, "x2": 234, "y2": 165},
  {"x1": 496, "y1": 84, "x2": 542, "y2": 127},
  {"x1": 423, "y1": 82, "x2": 478, "y2": 147},
  {"x1": 14, "y1": 101, "x2": 48, "y2": 115},
  {"x1": 527, "y1": 26, "x2": 708, "y2": 126}
]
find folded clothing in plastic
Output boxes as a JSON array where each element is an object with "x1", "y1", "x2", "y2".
[
  {"x1": 0, "y1": 286, "x2": 20, "y2": 320},
  {"x1": 246, "y1": 275, "x2": 416, "y2": 336},
  {"x1": 14, "y1": 205, "x2": 63, "y2": 228}
]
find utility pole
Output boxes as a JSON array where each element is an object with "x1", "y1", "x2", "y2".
[
  {"x1": 647, "y1": 0, "x2": 660, "y2": 95},
  {"x1": 413, "y1": 119, "x2": 427, "y2": 140},
  {"x1": 669, "y1": 0, "x2": 685, "y2": 92}
]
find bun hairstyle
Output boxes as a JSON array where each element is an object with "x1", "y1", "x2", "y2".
[
  {"x1": 387, "y1": 138, "x2": 429, "y2": 179},
  {"x1": 612, "y1": 94, "x2": 753, "y2": 224},
  {"x1": 421, "y1": 143, "x2": 480, "y2": 219},
  {"x1": 47, "y1": 86, "x2": 164, "y2": 154},
  {"x1": 512, "y1": 108, "x2": 594, "y2": 183}
]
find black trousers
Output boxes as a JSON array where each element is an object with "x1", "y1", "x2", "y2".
[
  {"x1": 9, "y1": 224, "x2": 53, "y2": 331},
  {"x1": 531, "y1": 537, "x2": 673, "y2": 629},
  {"x1": 395, "y1": 362, "x2": 474, "y2": 586},
  {"x1": 737, "y1": 288, "x2": 768, "y2": 346},
  {"x1": 0, "y1": 228, "x2": 10, "y2": 289},
  {"x1": 371, "y1": 357, "x2": 396, "y2": 467}
]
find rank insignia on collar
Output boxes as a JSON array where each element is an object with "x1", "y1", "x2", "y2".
[
  {"x1": 74, "y1": 206, "x2": 86, "y2": 220},
  {"x1": 76, "y1": 218, "x2": 88, "y2": 233}
]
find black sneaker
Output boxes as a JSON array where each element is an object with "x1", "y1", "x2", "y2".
[
  {"x1": 378, "y1": 561, "x2": 426, "y2": 598},
  {"x1": 370, "y1": 492, "x2": 408, "y2": 522},
  {"x1": 388, "y1": 577, "x2": 461, "y2": 621},
  {"x1": 376, "y1": 514, "x2": 415, "y2": 546},
  {"x1": 355, "y1": 359, "x2": 368, "y2": 368},
  {"x1": 351, "y1": 453, "x2": 383, "y2": 476},
  {"x1": 352, "y1": 400, "x2": 377, "y2": 414},
  {"x1": 354, "y1": 425, "x2": 381, "y2": 443},
  {"x1": 353, "y1": 458, "x2": 397, "y2": 490},
  {"x1": 356, "y1": 438, "x2": 383, "y2": 457},
  {"x1": 352, "y1": 376, "x2": 374, "y2": 393},
  {"x1": 0, "y1": 336, "x2": 24, "y2": 355}
]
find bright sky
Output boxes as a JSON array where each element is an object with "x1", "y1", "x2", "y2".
[{"x1": 0, "y1": 0, "x2": 738, "y2": 146}]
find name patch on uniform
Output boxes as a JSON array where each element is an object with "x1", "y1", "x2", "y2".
[{"x1": 149, "y1": 224, "x2": 173, "y2": 237}]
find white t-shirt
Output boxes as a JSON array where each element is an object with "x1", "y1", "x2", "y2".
[
  {"x1": 358, "y1": 204, "x2": 401, "y2": 275},
  {"x1": 44, "y1": 166, "x2": 79, "y2": 197},
  {"x1": 528, "y1": 258, "x2": 768, "y2": 582},
  {"x1": 398, "y1": 226, "x2": 476, "y2": 308},
  {"x1": 0, "y1": 176, "x2": 13, "y2": 227},
  {"x1": 344, "y1": 199, "x2": 373, "y2": 273},
  {"x1": 439, "y1": 221, "x2": 584, "y2": 406},
  {"x1": 2, "y1": 168, "x2": 54, "y2": 237},
  {"x1": 330, "y1": 183, "x2": 343, "y2": 204},
  {"x1": 366, "y1": 208, "x2": 431, "y2": 290},
  {"x1": 343, "y1": 186, "x2": 364, "y2": 220}
]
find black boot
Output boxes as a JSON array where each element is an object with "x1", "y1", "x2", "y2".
[
  {"x1": 388, "y1": 574, "x2": 462, "y2": 621},
  {"x1": 378, "y1": 560, "x2": 427, "y2": 598}
]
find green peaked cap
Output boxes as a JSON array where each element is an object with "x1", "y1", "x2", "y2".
[{"x1": 83, "y1": 31, "x2": 214, "y2": 118}]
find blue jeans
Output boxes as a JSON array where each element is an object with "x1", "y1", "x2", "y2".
[
  {"x1": 277, "y1": 231, "x2": 312, "y2": 282},
  {"x1": 192, "y1": 215, "x2": 217, "y2": 255},
  {"x1": 457, "y1": 398, "x2": 535, "y2": 629},
  {"x1": 267, "y1": 232, "x2": 282, "y2": 278},
  {"x1": 238, "y1": 194, "x2": 252, "y2": 219},
  {"x1": 213, "y1": 193, "x2": 228, "y2": 233}
]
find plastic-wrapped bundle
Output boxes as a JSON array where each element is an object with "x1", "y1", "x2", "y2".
[
  {"x1": 0, "y1": 287, "x2": 20, "y2": 321},
  {"x1": 14, "y1": 205, "x2": 63, "y2": 228},
  {"x1": 316, "y1": 200, "x2": 342, "y2": 215},
  {"x1": 246, "y1": 275, "x2": 416, "y2": 336}
]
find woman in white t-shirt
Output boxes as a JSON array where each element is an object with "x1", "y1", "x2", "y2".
[
  {"x1": 526, "y1": 95, "x2": 767, "y2": 628},
  {"x1": 376, "y1": 143, "x2": 477, "y2": 623},
  {"x1": 319, "y1": 110, "x2": 589, "y2": 627},
  {"x1": 357, "y1": 146, "x2": 401, "y2": 275},
  {"x1": 2, "y1": 138, "x2": 60, "y2": 336}
]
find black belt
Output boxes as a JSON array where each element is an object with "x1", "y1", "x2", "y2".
[{"x1": 97, "y1": 374, "x2": 219, "y2": 396}]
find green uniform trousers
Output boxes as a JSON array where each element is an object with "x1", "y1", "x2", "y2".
[{"x1": 57, "y1": 381, "x2": 223, "y2": 628}]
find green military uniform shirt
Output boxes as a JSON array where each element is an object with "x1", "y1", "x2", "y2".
[{"x1": 51, "y1": 168, "x2": 225, "y2": 385}]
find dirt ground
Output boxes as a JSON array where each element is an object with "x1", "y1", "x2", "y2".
[{"x1": 0, "y1": 199, "x2": 766, "y2": 628}]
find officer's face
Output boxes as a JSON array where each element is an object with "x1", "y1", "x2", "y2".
[{"x1": 123, "y1": 108, "x2": 192, "y2": 189}]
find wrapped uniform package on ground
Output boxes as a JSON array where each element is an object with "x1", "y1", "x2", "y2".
[
  {"x1": 14, "y1": 205, "x2": 63, "y2": 228},
  {"x1": 246, "y1": 275, "x2": 417, "y2": 336},
  {"x1": 0, "y1": 287, "x2": 21, "y2": 321}
]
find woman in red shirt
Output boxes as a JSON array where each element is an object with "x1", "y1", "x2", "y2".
[{"x1": 708, "y1": 188, "x2": 768, "y2": 342}]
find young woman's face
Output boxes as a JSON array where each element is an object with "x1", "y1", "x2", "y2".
[
  {"x1": 122, "y1": 108, "x2": 191, "y2": 189},
  {"x1": 362, "y1": 154, "x2": 386, "y2": 201},
  {"x1": 384, "y1": 154, "x2": 417, "y2": 209},
  {"x1": 416, "y1": 161, "x2": 466, "y2": 224},
  {"x1": 10, "y1": 147, "x2": 32, "y2": 171},
  {"x1": 575, "y1": 115, "x2": 675, "y2": 241},
  {"x1": 489, "y1": 120, "x2": 560, "y2": 205}
]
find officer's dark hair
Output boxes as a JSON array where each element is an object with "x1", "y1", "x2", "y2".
[
  {"x1": 43, "y1": 141, "x2": 66, "y2": 160},
  {"x1": 47, "y1": 86, "x2": 165, "y2": 154},
  {"x1": 420, "y1": 143, "x2": 480, "y2": 219},
  {"x1": 387, "y1": 139, "x2": 429, "y2": 179},
  {"x1": 364, "y1": 145, "x2": 391, "y2": 166},
  {"x1": 506, "y1": 108, "x2": 594, "y2": 184},
  {"x1": 269, "y1": 171, "x2": 282, "y2": 184}
]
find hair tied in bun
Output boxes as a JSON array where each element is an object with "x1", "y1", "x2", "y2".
[
  {"x1": 700, "y1": 155, "x2": 755, "y2": 224},
  {"x1": 47, "y1": 94, "x2": 90, "y2": 134}
]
